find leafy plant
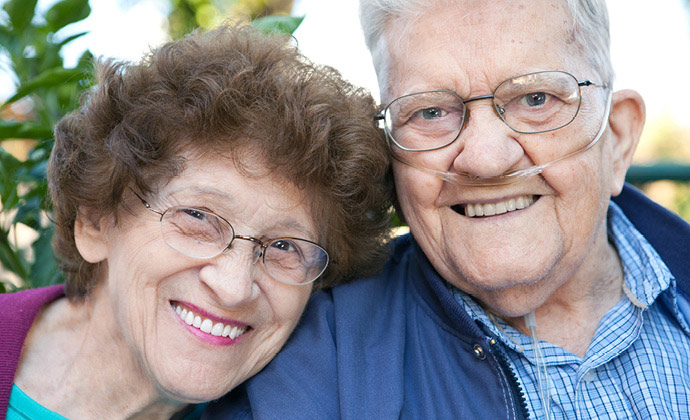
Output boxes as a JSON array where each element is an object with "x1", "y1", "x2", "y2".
[
  {"x1": 0, "y1": 0, "x2": 93, "y2": 292},
  {"x1": 167, "y1": 0, "x2": 296, "y2": 39}
]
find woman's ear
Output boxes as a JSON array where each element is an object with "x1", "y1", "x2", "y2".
[
  {"x1": 607, "y1": 89, "x2": 646, "y2": 195},
  {"x1": 74, "y1": 207, "x2": 109, "y2": 263}
]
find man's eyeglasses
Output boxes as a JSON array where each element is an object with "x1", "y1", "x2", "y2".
[
  {"x1": 375, "y1": 70, "x2": 611, "y2": 186},
  {"x1": 131, "y1": 190, "x2": 329, "y2": 285},
  {"x1": 376, "y1": 70, "x2": 608, "y2": 152}
]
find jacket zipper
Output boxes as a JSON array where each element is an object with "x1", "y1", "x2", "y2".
[{"x1": 489, "y1": 337, "x2": 531, "y2": 420}]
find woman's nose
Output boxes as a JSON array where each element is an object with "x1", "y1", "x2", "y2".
[
  {"x1": 451, "y1": 103, "x2": 526, "y2": 178},
  {"x1": 199, "y1": 248, "x2": 260, "y2": 307}
]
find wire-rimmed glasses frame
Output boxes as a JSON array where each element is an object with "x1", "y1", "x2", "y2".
[
  {"x1": 130, "y1": 190, "x2": 329, "y2": 286},
  {"x1": 375, "y1": 70, "x2": 609, "y2": 152}
]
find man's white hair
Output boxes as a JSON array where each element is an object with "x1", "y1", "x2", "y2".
[{"x1": 359, "y1": 0, "x2": 613, "y2": 101}]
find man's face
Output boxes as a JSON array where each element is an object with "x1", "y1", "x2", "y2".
[{"x1": 385, "y1": 0, "x2": 621, "y2": 316}]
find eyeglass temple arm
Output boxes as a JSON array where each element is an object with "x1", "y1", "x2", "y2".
[
  {"x1": 128, "y1": 187, "x2": 164, "y2": 217},
  {"x1": 578, "y1": 80, "x2": 609, "y2": 89}
]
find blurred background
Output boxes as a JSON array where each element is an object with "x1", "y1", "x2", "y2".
[{"x1": 1, "y1": 0, "x2": 690, "y2": 291}]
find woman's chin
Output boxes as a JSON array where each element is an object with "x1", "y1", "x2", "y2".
[{"x1": 158, "y1": 376, "x2": 239, "y2": 404}]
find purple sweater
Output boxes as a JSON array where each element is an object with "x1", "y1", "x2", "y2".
[{"x1": 0, "y1": 285, "x2": 64, "y2": 419}]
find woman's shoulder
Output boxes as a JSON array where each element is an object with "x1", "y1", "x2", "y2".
[
  {"x1": 0, "y1": 284, "x2": 64, "y2": 306},
  {"x1": 0, "y1": 285, "x2": 65, "y2": 331},
  {"x1": 0, "y1": 285, "x2": 65, "y2": 412}
]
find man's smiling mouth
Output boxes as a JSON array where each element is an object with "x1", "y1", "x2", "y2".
[{"x1": 452, "y1": 195, "x2": 538, "y2": 217}]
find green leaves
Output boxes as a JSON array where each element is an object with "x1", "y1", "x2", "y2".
[
  {"x1": 0, "y1": 144, "x2": 55, "y2": 287},
  {"x1": 6, "y1": 67, "x2": 90, "y2": 105},
  {"x1": 251, "y1": 15, "x2": 304, "y2": 35},
  {"x1": 1, "y1": 0, "x2": 93, "y2": 292},
  {"x1": 45, "y1": 0, "x2": 91, "y2": 33},
  {"x1": 0, "y1": 121, "x2": 53, "y2": 140},
  {"x1": 0, "y1": 227, "x2": 29, "y2": 282},
  {"x1": 2, "y1": 0, "x2": 38, "y2": 34}
]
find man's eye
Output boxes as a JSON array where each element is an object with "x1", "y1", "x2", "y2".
[{"x1": 418, "y1": 107, "x2": 446, "y2": 120}]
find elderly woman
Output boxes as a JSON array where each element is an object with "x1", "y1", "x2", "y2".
[{"x1": 0, "y1": 24, "x2": 391, "y2": 419}]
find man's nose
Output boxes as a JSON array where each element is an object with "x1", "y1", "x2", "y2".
[
  {"x1": 199, "y1": 244, "x2": 260, "y2": 308},
  {"x1": 451, "y1": 103, "x2": 526, "y2": 178}
]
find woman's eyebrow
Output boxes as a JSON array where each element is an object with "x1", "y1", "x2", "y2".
[{"x1": 167, "y1": 185, "x2": 315, "y2": 238}]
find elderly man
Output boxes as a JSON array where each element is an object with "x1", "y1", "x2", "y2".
[{"x1": 205, "y1": 0, "x2": 690, "y2": 418}]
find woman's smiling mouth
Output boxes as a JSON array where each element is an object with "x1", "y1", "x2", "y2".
[
  {"x1": 452, "y1": 195, "x2": 538, "y2": 217},
  {"x1": 172, "y1": 302, "x2": 249, "y2": 340}
]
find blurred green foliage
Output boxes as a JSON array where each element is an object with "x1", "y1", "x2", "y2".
[
  {"x1": 0, "y1": 0, "x2": 93, "y2": 292},
  {"x1": 633, "y1": 113, "x2": 690, "y2": 221},
  {"x1": 168, "y1": 0, "x2": 294, "y2": 39}
]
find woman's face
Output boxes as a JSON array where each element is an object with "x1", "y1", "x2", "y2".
[{"x1": 81, "y1": 153, "x2": 315, "y2": 402}]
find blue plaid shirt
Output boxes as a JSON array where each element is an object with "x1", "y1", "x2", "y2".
[{"x1": 452, "y1": 202, "x2": 690, "y2": 419}]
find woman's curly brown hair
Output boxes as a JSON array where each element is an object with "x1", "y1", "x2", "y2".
[{"x1": 48, "y1": 24, "x2": 393, "y2": 299}]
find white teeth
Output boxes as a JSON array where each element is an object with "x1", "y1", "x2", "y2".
[
  {"x1": 495, "y1": 201, "x2": 507, "y2": 214},
  {"x1": 464, "y1": 195, "x2": 535, "y2": 218},
  {"x1": 211, "y1": 322, "x2": 224, "y2": 336},
  {"x1": 222, "y1": 325, "x2": 231, "y2": 337},
  {"x1": 230, "y1": 326, "x2": 247, "y2": 339},
  {"x1": 515, "y1": 197, "x2": 525, "y2": 209},
  {"x1": 172, "y1": 304, "x2": 247, "y2": 340},
  {"x1": 200, "y1": 319, "x2": 213, "y2": 333}
]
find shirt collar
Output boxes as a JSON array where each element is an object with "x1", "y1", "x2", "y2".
[{"x1": 607, "y1": 201, "x2": 674, "y2": 308}]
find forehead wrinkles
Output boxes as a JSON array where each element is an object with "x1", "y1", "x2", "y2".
[{"x1": 384, "y1": 0, "x2": 580, "y2": 97}]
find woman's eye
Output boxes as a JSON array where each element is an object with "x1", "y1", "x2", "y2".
[
  {"x1": 271, "y1": 240, "x2": 295, "y2": 252},
  {"x1": 183, "y1": 208, "x2": 207, "y2": 221}
]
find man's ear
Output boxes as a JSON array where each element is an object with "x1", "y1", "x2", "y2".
[
  {"x1": 607, "y1": 89, "x2": 646, "y2": 196},
  {"x1": 74, "y1": 207, "x2": 109, "y2": 263}
]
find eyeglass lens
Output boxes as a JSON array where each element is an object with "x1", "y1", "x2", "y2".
[
  {"x1": 384, "y1": 71, "x2": 583, "y2": 152},
  {"x1": 159, "y1": 207, "x2": 328, "y2": 284}
]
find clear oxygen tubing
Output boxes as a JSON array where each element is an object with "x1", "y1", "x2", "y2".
[
  {"x1": 391, "y1": 90, "x2": 613, "y2": 187},
  {"x1": 524, "y1": 310, "x2": 552, "y2": 420}
]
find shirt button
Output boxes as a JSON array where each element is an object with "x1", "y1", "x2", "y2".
[{"x1": 473, "y1": 344, "x2": 486, "y2": 360}]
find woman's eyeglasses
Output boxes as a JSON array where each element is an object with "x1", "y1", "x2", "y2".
[{"x1": 131, "y1": 190, "x2": 329, "y2": 285}]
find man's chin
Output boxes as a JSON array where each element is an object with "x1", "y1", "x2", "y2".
[{"x1": 447, "y1": 266, "x2": 555, "y2": 316}]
